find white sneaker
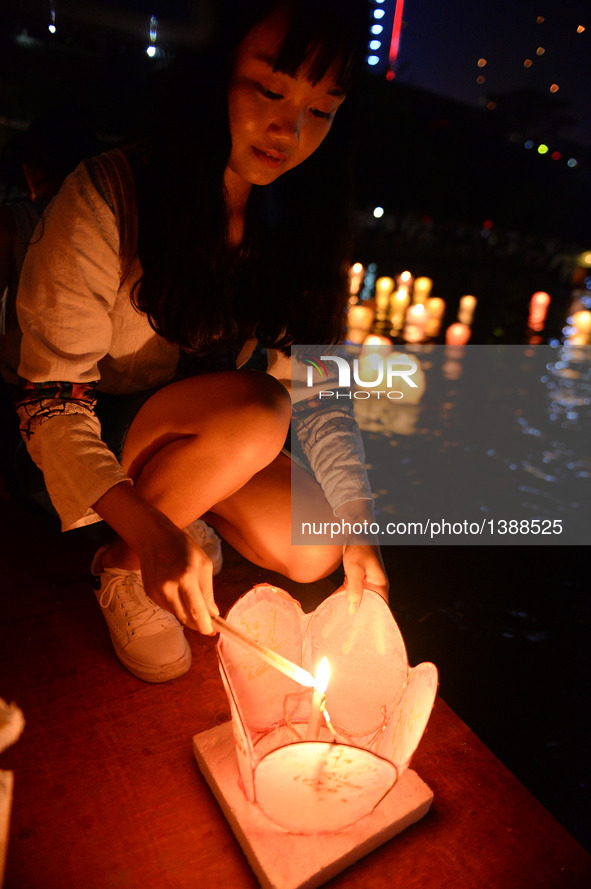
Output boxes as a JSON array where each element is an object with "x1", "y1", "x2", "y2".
[
  {"x1": 91, "y1": 549, "x2": 191, "y2": 683},
  {"x1": 184, "y1": 519, "x2": 223, "y2": 576}
]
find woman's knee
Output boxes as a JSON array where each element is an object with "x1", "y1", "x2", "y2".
[
  {"x1": 124, "y1": 370, "x2": 290, "y2": 467},
  {"x1": 283, "y1": 545, "x2": 342, "y2": 584}
]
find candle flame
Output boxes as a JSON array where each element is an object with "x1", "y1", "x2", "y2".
[{"x1": 315, "y1": 657, "x2": 330, "y2": 694}]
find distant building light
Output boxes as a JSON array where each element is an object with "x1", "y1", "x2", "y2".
[
  {"x1": 524, "y1": 139, "x2": 535, "y2": 149},
  {"x1": 537, "y1": 16, "x2": 545, "y2": 24},
  {"x1": 551, "y1": 151, "x2": 562, "y2": 161},
  {"x1": 146, "y1": 45, "x2": 156, "y2": 57},
  {"x1": 373, "y1": 206, "x2": 384, "y2": 218},
  {"x1": 567, "y1": 158, "x2": 578, "y2": 168},
  {"x1": 577, "y1": 25, "x2": 585, "y2": 33},
  {"x1": 369, "y1": 40, "x2": 381, "y2": 50},
  {"x1": 48, "y1": 24, "x2": 56, "y2": 34},
  {"x1": 371, "y1": 24, "x2": 383, "y2": 34},
  {"x1": 373, "y1": 9, "x2": 385, "y2": 19},
  {"x1": 149, "y1": 15, "x2": 158, "y2": 43},
  {"x1": 486, "y1": 101, "x2": 497, "y2": 110},
  {"x1": 367, "y1": 55, "x2": 380, "y2": 66},
  {"x1": 549, "y1": 83, "x2": 559, "y2": 93},
  {"x1": 476, "y1": 75, "x2": 486, "y2": 84},
  {"x1": 537, "y1": 143, "x2": 549, "y2": 155},
  {"x1": 536, "y1": 46, "x2": 545, "y2": 55},
  {"x1": 524, "y1": 59, "x2": 533, "y2": 68},
  {"x1": 477, "y1": 58, "x2": 487, "y2": 67}
]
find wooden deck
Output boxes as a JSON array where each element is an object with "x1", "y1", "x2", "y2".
[{"x1": 1, "y1": 483, "x2": 590, "y2": 889}]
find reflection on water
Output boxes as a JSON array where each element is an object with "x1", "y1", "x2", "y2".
[{"x1": 353, "y1": 345, "x2": 591, "y2": 545}]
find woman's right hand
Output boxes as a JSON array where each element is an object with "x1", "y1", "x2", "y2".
[
  {"x1": 93, "y1": 481, "x2": 219, "y2": 635},
  {"x1": 137, "y1": 526, "x2": 220, "y2": 635}
]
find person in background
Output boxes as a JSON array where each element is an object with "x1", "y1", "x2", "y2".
[{"x1": 14, "y1": 0, "x2": 388, "y2": 684}]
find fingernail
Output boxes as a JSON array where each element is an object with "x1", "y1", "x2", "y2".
[{"x1": 348, "y1": 600, "x2": 359, "y2": 615}]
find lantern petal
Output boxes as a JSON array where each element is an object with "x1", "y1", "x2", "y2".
[
  {"x1": 386, "y1": 662, "x2": 439, "y2": 771},
  {"x1": 304, "y1": 591, "x2": 408, "y2": 740}
]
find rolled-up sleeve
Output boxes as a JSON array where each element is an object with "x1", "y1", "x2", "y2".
[
  {"x1": 16, "y1": 162, "x2": 131, "y2": 530},
  {"x1": 268, "y1": 349, "x2": 373, "y2": 513}
]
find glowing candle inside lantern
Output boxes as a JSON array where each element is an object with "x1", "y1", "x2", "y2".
[
  {"x1": 306, "y1": 657, "x2": 330, "y2": 741},
  {"x1": 458, "y1": 294, "x2": 477, "y2": 326}
]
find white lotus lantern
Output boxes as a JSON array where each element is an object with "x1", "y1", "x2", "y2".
[{"x1": 216, "y1": 584, "x2": 438, "y2": 835}]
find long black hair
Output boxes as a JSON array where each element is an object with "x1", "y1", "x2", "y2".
[{"x1": 131, "y1": 0, "x2": 369, "y2": 354}]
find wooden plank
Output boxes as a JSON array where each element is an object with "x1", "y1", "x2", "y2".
[{"x1": 0, "y1": 771, "x2": 13, "y2": 889}]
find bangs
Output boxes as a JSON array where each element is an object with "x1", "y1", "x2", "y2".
[{"x1": 272, "y1": 0, "x2": 369, "y2": 92}]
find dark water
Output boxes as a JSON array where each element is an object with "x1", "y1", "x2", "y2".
[
  {"x1": 355, "y1": 344, "x2": 591, "y2": 545},
  {"x1": 348, "y1": 345, "x2": 590, "y2": 849}
]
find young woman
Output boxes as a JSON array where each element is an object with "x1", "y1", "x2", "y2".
[{"x1": 14, "y1": 0, "x2": 388, "y2": 682}]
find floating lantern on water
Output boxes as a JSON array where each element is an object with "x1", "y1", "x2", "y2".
[
  {"x1": 396, "y1": 269, "x2": 414, "y2": 290},
  {"x1": 425, "y1": 297, "x2": 446, "y2": 338},
  {"x1": 412, "y1": 277, "x2": 433, "y2": 306},
  {"x1": 346, "y1": 303, "x2": 375, "y2": 344},
  {"x1": 528, "y1": 291, "x2": 551, "y2": 332},
  {"x1": 404, "y1": 303, "x2": 426, "y2": 343},
  {"x1": 572, "y1": 310, "x2": 591, "y2": 335},
  {"x1": 349, "y1": 262, "x2": 365, "y2": 298},
  {"x1": 568, "y1": 310, "x2": 591, "y2": 344},
  {"x1": 211, "y1": 585, "x2": 437, "y2": 835},
  {"x1": 374, "y1": 277, "x2": 396, "y2": 328},
  {"x1": 445, "y1": 322, "x2": 471, "y2": 345},
  {"x1": 389, "y1": 286, "x2": 410, "y2": 333},
  {"x1": 457, "y1": 294, "x2": 477, "y2": 326}
]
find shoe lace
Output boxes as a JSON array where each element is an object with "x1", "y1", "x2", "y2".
[{"x1": 99, "y1": 573, "x2": 175, "y2": 633}]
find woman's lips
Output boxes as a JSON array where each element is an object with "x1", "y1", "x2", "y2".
[{"x1": 252, "y1": 146, "x2": 287, "y2": 168}]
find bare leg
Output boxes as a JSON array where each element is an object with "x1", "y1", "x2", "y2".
[
  {"x1": 206, "y1": 451, "x2": 342, "y2": 582},
  {"x1": 102, "y1": 370, "x2": 340, "y2": 582}
]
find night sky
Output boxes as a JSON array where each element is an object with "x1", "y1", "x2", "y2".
[{"x1": 393, "y1": 0, "x2": 590, "y2": 146}]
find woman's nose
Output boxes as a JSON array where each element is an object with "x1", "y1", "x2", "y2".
[{"x1": 268, "y1": 107, "x2": 303, "y2": 146}]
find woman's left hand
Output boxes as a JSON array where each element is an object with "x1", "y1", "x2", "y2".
[{"x1": 337, "y1": 543, "x2": 389, "y2": 614}]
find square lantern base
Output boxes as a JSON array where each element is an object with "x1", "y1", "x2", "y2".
[{"x1": 193, "y1": 722, "x2": 433, "y2": 889}]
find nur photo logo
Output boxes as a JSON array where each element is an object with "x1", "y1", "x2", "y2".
[{"x1": 304, "y1": 351, "x2": 419, "y2": 400}]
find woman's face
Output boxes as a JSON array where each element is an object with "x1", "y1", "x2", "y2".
[{"x1": 225, "y1": 13, "x2": 345, "y2": 198}]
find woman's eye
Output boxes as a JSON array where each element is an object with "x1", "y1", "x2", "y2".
[
  {"x1": 310, "y1": 108, "x2": 334, "y2": 121},
  {"x1": 256, "y1": 83, "x2": 283, "y2": 100}
]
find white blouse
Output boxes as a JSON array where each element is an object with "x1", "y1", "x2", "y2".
[{"x1": 16, "y1": 156, "x2": 372, "y2": 530}]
